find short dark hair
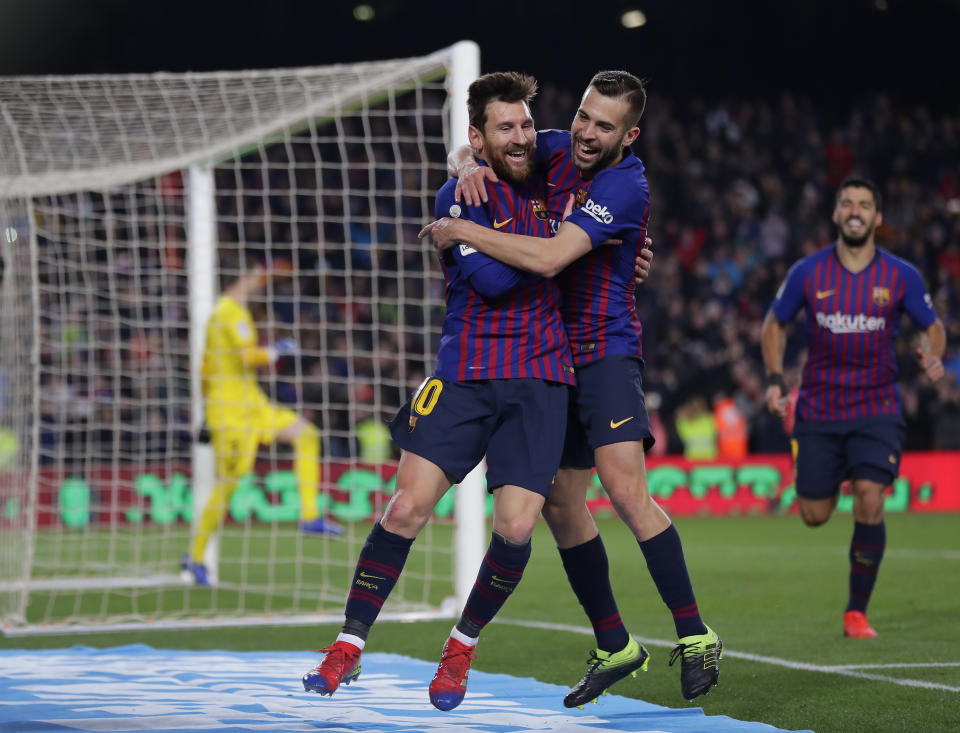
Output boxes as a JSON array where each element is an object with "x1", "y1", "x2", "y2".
[
  {"x1": 837, "y1": 175, "x2": 883, "y2": 211},
  {"x1": 587, "y1": 70, "x2": 647, "y2": 128},
  {"x1": 467, "y1": 72, "x2": 538, "y2": 130}
]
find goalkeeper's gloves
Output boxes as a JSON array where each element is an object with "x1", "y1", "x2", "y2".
[{"x1": 266, "y1": 338, "x2": 299, "y2": 363}]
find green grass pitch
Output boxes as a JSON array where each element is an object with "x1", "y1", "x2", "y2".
[{"x1": 3, "y1": 513, "x2": 958, "y2": 733}]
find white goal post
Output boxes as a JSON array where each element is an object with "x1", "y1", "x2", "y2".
[{"x1": 0, "y1": 41, "x2": 485, "y2": 634}]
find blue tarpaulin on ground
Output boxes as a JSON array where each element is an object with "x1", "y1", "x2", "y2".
[{"x1": 0, "y1": 645, "x2": 812, "y2": 732}]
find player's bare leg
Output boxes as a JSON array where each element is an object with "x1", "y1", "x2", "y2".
[
  {"x1": 796, "y1": 494, "x2": 839, "y2": 527},
  {"x1": 593, "y1": 442, "x2": 670, "y2": 540}
]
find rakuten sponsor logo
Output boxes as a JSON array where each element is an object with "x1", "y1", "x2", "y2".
[{"x1": 816, "y1": 311, "x2": 886, "y2": 334}]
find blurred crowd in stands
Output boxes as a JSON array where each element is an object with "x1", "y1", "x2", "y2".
[{"x1": 28, "y1": 87, "x2": 960, "y2": 466}]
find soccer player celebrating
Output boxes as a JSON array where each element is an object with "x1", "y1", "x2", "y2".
[
  {"x1": 762, "y1": 176, "x2": 945, "y2": 638},
  {"x1": 182, "y1": 259, "x2": 341, "y2": 586},
  {"x1": 422, "y1": 71, "x2": 721, "y2": 703},
  {"x1": 302, "y1": 72, "x2": 575, "y2": 711}
]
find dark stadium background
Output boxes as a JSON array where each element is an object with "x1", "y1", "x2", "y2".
[
  {"x1": 4, "y1": 0, "x2": 960, "y2": 454},
  {"x1": 0, "y1": 0, "x2": 957, "y2": 108}
]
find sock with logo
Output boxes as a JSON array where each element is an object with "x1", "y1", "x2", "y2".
[
  {"x1": 455, "y1": 532, "x2": 531, "y2": 638},
  {"x1": 343, "y1": 521, "x2": 414, "y2": 631},
  {"x1": 639, "y1": 524, "x2": 707, "y2": 639},
  {"x1": 559, "y1": 535, "x2": 630, "y2": 653},
  {"x1": 846, "y1": 520, "x2": 885, "y2": 613}
]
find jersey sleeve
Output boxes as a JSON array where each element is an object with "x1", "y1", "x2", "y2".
[
  {"x1": 564, "y1": 166, "x2": 648, "y2": 246},
  {"x1": 435, "y1": 181, "x2": 537, "y2": 298},
  {"x1": 899, "y1": 261, "x2": 937, "y2": 329},
  {"x1": 770, "y1": 260, "x2": 807, "y2": 322},
  {"x1": 534, "y1": 129, "x2": 570, "y2": 170}
]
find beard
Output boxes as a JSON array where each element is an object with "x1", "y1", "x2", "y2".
[
  {"x1": 839, "y1": 218, "x2": 875, "y2": 247},
  {"x1": 486, "y1": 145, "x2": 534, "y2": 185},
  {"x1": 570, "y1": 134, "x2": 624, "y2": 176}
]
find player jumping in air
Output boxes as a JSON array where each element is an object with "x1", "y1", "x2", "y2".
[
  {"x1": 302, "y1": 72, "x2": 575, "y2": 711},
  {"x1": 423, "y1": 70, "x2": 721, "y2": 703}
]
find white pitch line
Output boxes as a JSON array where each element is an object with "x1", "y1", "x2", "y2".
[
  {"x1": 831, "y1": 662, "x2": 960, "y2": 670},
  {"x1": 499, "y1": 618, "x2": 960, "y2": 694},
  {"x1": 884, "y1": 549, "x2": 960, "y2": 561}
]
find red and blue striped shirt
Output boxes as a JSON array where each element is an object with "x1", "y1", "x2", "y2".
[
  {"x1": 432, "y1": 175, "x2": 575, "y2": 385},
  {"x1": 772, "y1": 244, "x2": 936, "y2": 421},
  {"x1": 535, "y1": 129, "x2": 651, "y2": 367}
]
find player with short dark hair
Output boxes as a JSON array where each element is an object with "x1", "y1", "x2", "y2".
[
  {"x1": 302, "y1": 72, "x2": 575, "y2": 711},
  {"x1": 762, "y1": 175, "x2": 945, "y2": 638},
  {"x1": 422, "y1": 70, "x2": 722, "y2": 704}
]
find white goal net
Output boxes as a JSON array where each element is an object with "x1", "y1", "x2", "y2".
[{"x1": 0, "y1": 41, "x2": 485, "y2": 634}]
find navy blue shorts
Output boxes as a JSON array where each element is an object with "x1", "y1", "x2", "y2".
[
  {"x1": 792, "y1": 417, "x2": 906, "y2": 500},
  {"x1": 389, "y1": 377, "x2": 567, "y2": 497},
  {"x1": 561, "y1": 355, "x2": 655, "y2": 470}
]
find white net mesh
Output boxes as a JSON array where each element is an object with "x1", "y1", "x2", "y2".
[{"x1": 0, "y1": 43, "x2": 478, "y2": 632}]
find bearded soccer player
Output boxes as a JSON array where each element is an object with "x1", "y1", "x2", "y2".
[
  {"x1": 421, "y1": 71, "x2": 721, "y2": 704},
  {"x1": 302, "y1": 72, "x2": 575, "y2": 711},
  {"x1": 762, "y1": 176, "x2": 945, "y2": 638},
  {"x1": 182, "y1": 259, "x2": 341, "y2": 586}
]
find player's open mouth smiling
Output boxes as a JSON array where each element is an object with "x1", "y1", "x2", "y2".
[
  {"x1": 845, "y1": 217, "x2": 864, "y2": 233},
  {"x1": 573, "y1": 138, "x2": 598, "y2": 162}
]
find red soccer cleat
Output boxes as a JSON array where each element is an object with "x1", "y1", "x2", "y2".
[
  {"x1": 302, "y1": 640, "x2": 362, "y2": 695},
  {"x1": 843, "y1": 610, "x2": 878, "y2": 638},
  {"x1": 428, "y1": 637, "x2": 477, "y2": 711}
]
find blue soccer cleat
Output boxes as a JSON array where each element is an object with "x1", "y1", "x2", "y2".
[
  {"x1": 180, "y1": 554, "x2": 210, "y2": 586},
  {"x1": 300, "y1": 517, "x2": 345, "y2": 536}
]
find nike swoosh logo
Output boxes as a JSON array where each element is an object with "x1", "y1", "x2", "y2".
[
  {"x1": 816, "y1": 290, "x2": 834, "y2": 299},
  {"x1": 493, "y1": 218, "x2": 513, "y2": 229},
  {"x1": 359, "y1": 571, "x2": 385, "y2": 580},
  {"x1": 610, "y1": 417, "x2": 634, "y2": 429},
  {"x1": 546, "y1": 182, "x2": 557, "y2": 187},
  {"x1": 491, "y1": 575, "x2": 518, "y2": 584}
]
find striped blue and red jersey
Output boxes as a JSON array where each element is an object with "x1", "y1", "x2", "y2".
[
  {"x1": 771, "y1": 244, "x2": 936, "y2": 421},
  {"x1": 432, "y1": 174, "x2": 575, "y2": 385},
  {"x1": 534, "y1": 129, "x2": 651, "y2": 367}
]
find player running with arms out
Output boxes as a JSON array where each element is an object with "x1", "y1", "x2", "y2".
[
  {"x1": 762, "y1": 176, "x2": 945, "y2": 638},
  {"x1": 421, "y1": 71, "x2": 721, "y2": 704},
  {"x1": 302, "y1": 72, "x2": 575, "y2": 711},
  {"x1": 183, "y1": 258, "x2": 341, "y2": 586}
]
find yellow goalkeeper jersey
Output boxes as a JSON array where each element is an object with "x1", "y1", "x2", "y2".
[{"x1": 202, "y1": 295, "x2": 271, "y2": 413}]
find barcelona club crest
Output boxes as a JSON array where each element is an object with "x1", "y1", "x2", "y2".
[
  {"x1": 872, "y1": 286, "x2": 891, "y2": 307},
  {"x1": 575, "y1": 187, "x2": 589, "y2": 207},
  {"x1": 532, "y1": 198, "x2": 549, "y2": 221}
]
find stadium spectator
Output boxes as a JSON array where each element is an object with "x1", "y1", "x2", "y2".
[
  {"x1": 427, "y1": 70, "x2": 721, "y2": 704},
  {"x1": 675, "y1": 395, "x2": 718, "y2": 460},
  {"x1": 713, "y1": 392, "x2": 748, "y2": 460},
  {"x1": 302, "y1": 72, "x2": 574, "y2": 712},
  {"x1": 182, "y1": 259, "x2": 343, "y2": 586},
  {"x1": 761, "y1": 176, "x2": 945, "y2": 639}
]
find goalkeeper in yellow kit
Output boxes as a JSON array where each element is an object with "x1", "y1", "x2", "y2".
[{"x1": 182, "y1": 260, "x2": 342, "y2": 586}]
